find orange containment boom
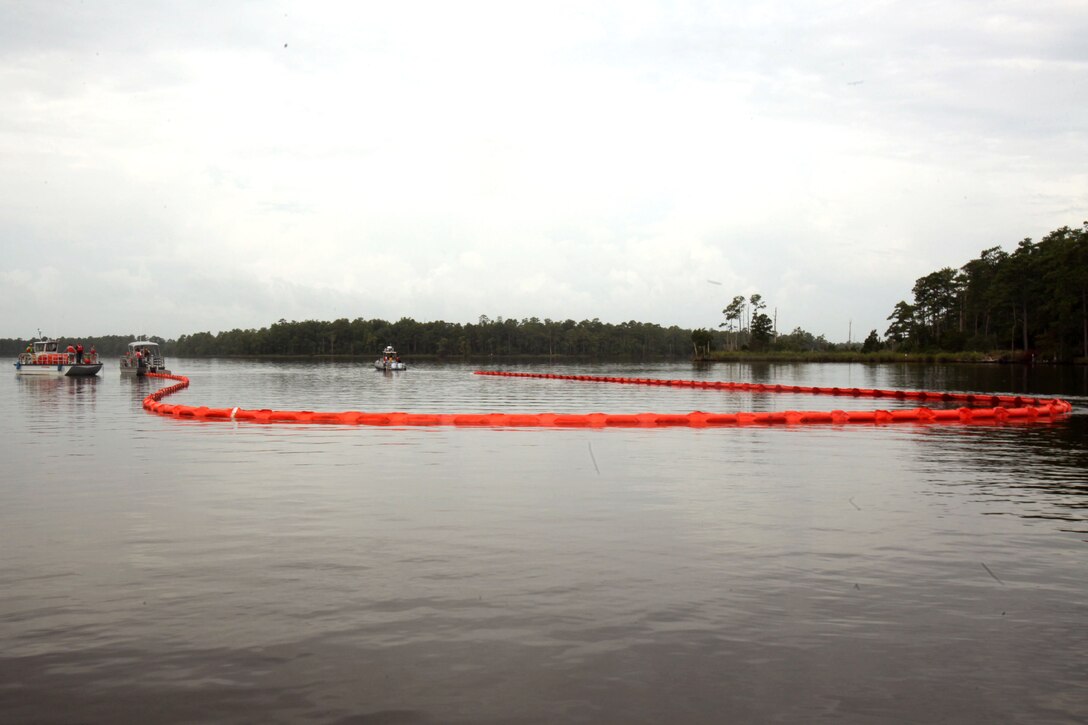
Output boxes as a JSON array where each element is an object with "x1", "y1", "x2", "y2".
[{"x1": 141, "y1": 371, "x2": 1073, "y2": 428}]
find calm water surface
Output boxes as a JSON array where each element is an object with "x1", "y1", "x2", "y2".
[{"x1": 2, "y1": 360, "x2": 1087, "y2": 723}]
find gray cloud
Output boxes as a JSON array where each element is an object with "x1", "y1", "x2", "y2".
[{"x1": 1, "y1": 1, "x2": 1085, "y2": 341}]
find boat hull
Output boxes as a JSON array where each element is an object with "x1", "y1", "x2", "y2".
[
  {"x1": 120, "y1": 366, "x2": 171, "y2": 376},
  {"x1": 14, "y1": 362, "x2": 103, "y2": 377},
  {"x1": 374, "y1": 361, "x2": 407, "y2": 371}
]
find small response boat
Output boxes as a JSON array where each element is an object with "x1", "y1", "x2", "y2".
[
  {"x1": 14, "y1": 338, "x2": 103, "y2": 377},
  {"x1": 374, "y1": 345, "x2": 407, "y2": 371},
  {"x1": 120, "y1": 340, "x2": 170, "y2": 376}
]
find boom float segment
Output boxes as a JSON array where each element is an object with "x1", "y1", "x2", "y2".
[{"x1": 141, "y1": 372, "x2": 1072, "y2": 428}]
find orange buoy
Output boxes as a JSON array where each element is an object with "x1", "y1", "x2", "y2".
[{"x1": 138, "y1": 371, "x2": 1073, "y2": 429}]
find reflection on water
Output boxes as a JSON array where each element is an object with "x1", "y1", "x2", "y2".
[
  {"x1": 923, "y1": 418, "x2": 1088, "y2": 535},
  {"x1": 1, "y1": 360, "x2": 1086, "y2": 723},
  {"x1": 17, "y1": 374, "x2": 100, "y2": 410}
]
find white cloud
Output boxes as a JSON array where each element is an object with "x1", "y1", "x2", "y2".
[{"x1": 1, "y1": 0, "x2": 1085, "y2": 339}]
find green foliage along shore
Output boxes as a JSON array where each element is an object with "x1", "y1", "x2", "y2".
[
  {"x1": 167, "y1": 317, "x2": 701, "y2": 359},
  {"x1": 703, "y1": 222, "x2": 1087, "y2": 364},
  {"x1": 0, "y1": 317, "x2": 709, "y2": 360},
  {"x1": 886, "y1": 223, "x2": 1088, "y2": 361}
]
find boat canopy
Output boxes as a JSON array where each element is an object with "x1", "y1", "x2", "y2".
[
  {"x1": 32, "y1": 339, "x2": 59, "y2": 353},
  {"x1": 128, "y1": 341, "x2": 160, "y2": 352},
  {"x1": 382, "y1": 345, "x2": 396, "y2": 355}
]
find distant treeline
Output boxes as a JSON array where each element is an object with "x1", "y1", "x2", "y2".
[
  {"x1": 0, "y1": 318, "x2": 712, "y2": 360},
  {"x1": 169, "y1": 316, "x2": 709, "y2": 359},
  {"x1": 885, "y1": 223, "x2": 1088, "y2": 361},
  {"x1": 0, "y1": 334, "x2": 167, "y2": 357}
]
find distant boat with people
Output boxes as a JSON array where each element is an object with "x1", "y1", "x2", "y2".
[
  {"x1": 374, "y1": 345, "x2": 407, "y2": 371},
  {"x1": 13, "y1": 337, "x2": 102, "y2": 377},
  {"x1": 120, "y1": 340, "x2": 170, "y2": 376}
]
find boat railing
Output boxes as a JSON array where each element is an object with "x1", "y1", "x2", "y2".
[
  {"x1": 121, "y1": 352, "x2": 163, "y2": 367},
  {"x1": 26, "y1": 352, "x2": 71, "y2": 365},
  {"x1": 16, "y1": 350, "x2": 99, "y2": 366}
]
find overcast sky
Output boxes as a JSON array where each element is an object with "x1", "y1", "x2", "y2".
[{"x1": 2, "y1": 1, "x2": 1085, "y2": 342}]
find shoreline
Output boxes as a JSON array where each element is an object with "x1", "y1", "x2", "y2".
[
  {"x1": 695, "y1": 351, "x2": 1087, "y2": 365},
  {"x1": 158, "y1": 351, "x2": 1084, "y2": 365}
]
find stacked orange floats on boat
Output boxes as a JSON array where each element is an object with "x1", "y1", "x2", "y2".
[
  {"x1": 140, "y1": 371, "x2": 1073, "y2": 427},
  {"x1": 13, "y1": 338, "x2": 102, "y2": 377}
]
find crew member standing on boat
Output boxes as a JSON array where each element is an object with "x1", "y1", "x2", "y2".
[
  {"x1": 66, "y1": 344, "x2": 75, "y2": 362},
  {"x1": 76, "y1": 343, "x2": 84, "y2": 364}
]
